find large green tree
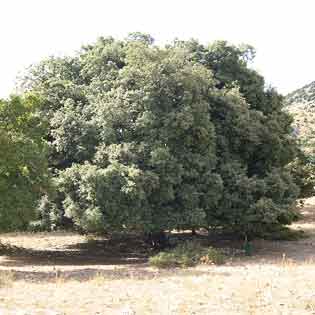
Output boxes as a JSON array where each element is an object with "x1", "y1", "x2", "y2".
[
  {"x1": 21, "y1": 35, "x2": 300, "y2": 236},
  {"x1": 0, "y1": 95, "x2": 49, "y2": 231}
]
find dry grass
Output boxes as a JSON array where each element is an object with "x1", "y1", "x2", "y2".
[
  {"x1": 0, "y1": 270, "x2": 14, "y2": 288},
  {"x1": 2, "y1": 264, "x2": 315, "y2": 315},
  {"x1": 1, "y1": 199, "x2": 315, "y2": 314}
]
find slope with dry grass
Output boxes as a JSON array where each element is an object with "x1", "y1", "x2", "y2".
[{"x1": 286, "y1": 81, "x2": 315, "y2": 153}]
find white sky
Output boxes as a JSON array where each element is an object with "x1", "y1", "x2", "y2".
[{"x1": 0, "y1": 0, "x2": 314, "y2": 98}]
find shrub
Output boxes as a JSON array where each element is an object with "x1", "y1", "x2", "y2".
[
  {"x1": 149, "y1": 241, "x2": 225, "y2": 268},
  {"x1": 287, "y1": 152, "x2": 315, "y2": 198},
  {"x1": 199, "y1": 247, "x2": 226, "y2": 265}
]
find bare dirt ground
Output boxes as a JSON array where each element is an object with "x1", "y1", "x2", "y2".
[{"x1": 1, "y1": 199, "x2": 315, "y2": 314}]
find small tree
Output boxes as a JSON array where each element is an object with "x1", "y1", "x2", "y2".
[{"x1": 0, "y1": 94, "x2": 49, "y2": 231}]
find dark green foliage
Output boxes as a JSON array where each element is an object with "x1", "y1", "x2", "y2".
[
  {"x1": 287, "y1": 152, "x2": 315, "y2": 198},
  {"x1": 0, "y1": 95, "x2": 49, "y2": 231},
  {"x1": 149, "y1": 240, "x2": 225, "y2": 268},
  {"x1": 21, "y1": 34, "x2": 301, "y2": 236},
  {"x1": 258, "y1": 225, "x2": 306, "y2": 241}
]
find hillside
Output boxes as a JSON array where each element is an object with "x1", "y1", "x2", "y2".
[
  {"x1": 286, "y1": 81, "x2": 315, "y2": 109},
  {"x1": 285, "y1": 81, "x2": 315, "y2": 153}
]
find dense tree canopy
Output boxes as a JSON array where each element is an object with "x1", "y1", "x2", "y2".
[
  {"x1": 0, "y1": 95, "x2": 49, "y2": 231},
  {"x1": 21, "y1": 35, "x2": 300, "y2": 236}
]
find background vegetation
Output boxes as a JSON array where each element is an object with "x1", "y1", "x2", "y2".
[{"x1": 0, "y1": 94, "x2": 49, "y2": 231}]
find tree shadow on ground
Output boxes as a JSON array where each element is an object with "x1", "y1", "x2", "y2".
[
  {"x1": 2, "y1": 267, "x2": 232, "y2": 283},
  {"x1": 0, "y1": 235, "x2": 151, "y2": 267},
  {"x1": 1, "y1": 230, "x2": 314, "y2": 270},
  {"x1": 2, "y1": 202, "x2": 315, "y2": 282},
  {"x1": 0, "y1": 232, "x2": 245, "y2": 268},
  {"x1": 0, "y1": 233, "x2": 234, "y2": 283}
]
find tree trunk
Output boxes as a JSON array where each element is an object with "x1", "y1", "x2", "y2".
[{"x1": 145, "y1": 231, "x2": 170, "y2": 249}]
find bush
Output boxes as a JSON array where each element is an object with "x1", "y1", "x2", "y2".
[
  {"x1": 27, "y1": 220, "x2": 46, "y2": 232},
  {"x1": 149, "y1": 241, "x2": 225, "y2": 268},
  {"x1": 287, "y1": 152, "x2": 315, "y2": 198},
  {"x1": 199, "y1": 247, "x2": 226, "y2": 265}
]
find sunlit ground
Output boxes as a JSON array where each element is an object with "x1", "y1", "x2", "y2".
[{"x1": 1, "y1": 199, "x2": 315, "y2": 314}]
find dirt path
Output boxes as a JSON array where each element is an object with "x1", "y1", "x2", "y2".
[{"x1": 1, "y1": 199, "x2": 315, "y2": 314}]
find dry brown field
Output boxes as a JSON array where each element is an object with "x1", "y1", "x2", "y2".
[{"x1": 1, "y1": 198, "x2": 315, "y2": 314}]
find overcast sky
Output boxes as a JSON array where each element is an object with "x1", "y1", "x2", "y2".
[{"x1": 1, "y1": 0, "x2": 314, "y2": 98}]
